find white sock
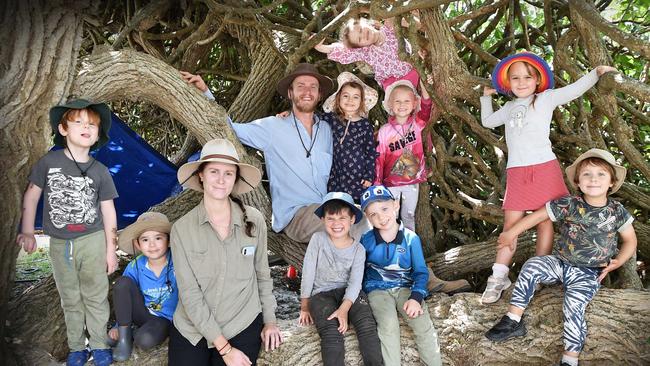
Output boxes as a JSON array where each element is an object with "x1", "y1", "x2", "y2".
[
  {"x1": 561, "y1": 354, "x2": 578, "y2": 366},
  {"x1": 506, "y1": 312, "x2": 521, "y2": 323},
  {"x1": 492, "y1": 263, "x2": 509, "y2": 278}
]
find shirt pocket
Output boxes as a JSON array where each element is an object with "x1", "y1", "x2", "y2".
[
  {"x1": 235, "y1": 244, "x2": 256, "y2": 280},
  {"x1": 187, "y1": 248, "x2": 214, "y2": 289}
]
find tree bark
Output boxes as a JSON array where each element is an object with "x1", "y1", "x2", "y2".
[
  {"x1": 0, "y1": 1, "x2": 87, "y2": 363},
  {"x1": 12, "y1": 280, "x2": 647, "y2": 365}
]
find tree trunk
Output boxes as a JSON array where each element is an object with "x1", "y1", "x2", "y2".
[
  {"x1": 0, "y1": 1, "x2": 87, "y2": 363},
  {"x1": 12, "y1": 278, "x2": 647, "y2": 365}
]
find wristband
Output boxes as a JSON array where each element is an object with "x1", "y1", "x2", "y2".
[
  {"x1": 220, "y1": 344, "x2": 233, "y2": 356},
  {"x1": 217, "y1": 342, "x2": 230, "y2": 353}
]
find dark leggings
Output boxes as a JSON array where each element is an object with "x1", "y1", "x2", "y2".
[
  {"x1": 168, "y1": 313, "x2": 264, "y2": 366},
  {"x1": 112, "y1": 276, "x2": 171, "y2": 350}
]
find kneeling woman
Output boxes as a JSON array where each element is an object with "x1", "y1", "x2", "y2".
[{"x1": 169, "y1": 139, "x2": 283, "y2": 365}]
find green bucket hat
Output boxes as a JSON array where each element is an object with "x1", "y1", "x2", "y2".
[{"x1": 49, "y1": 98, "x2": 112, "y2": 150}]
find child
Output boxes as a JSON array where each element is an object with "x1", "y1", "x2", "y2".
[
  {"x1": 485, "y1": 148, "x2": 636, "y2": 366},
  {"x1": 315, "y1": 16, "x2": 420, "y2": 90},
  {"x1": 108, "y1": 212, "x2": 178, "y2": 361},
  {"x1": 375, "y1": 79, "x2": 432, "y2": 232},
  {"x1": 299, "y1": 191, "x2": 382, "y2": 365},
  {"x1": 359, "y1": 185, "x2": 442, "y2": 366},
  {"x1": 480, "y1": 52, "x2": 618, "y2": 304},
  {"x1": 16, "y1": 99, "x2": 118, "y2": 366},
  {"x1": 322, "y1": 72, "x2": 378, "y2": 202}
]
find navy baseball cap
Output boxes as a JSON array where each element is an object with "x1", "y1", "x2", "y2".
[{"x1": 314, "y1": 192, "x2": 363, "y2": 224}]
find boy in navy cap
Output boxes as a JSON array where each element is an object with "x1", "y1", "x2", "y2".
[{"x1": 299, "y1": 192, "x2": 382, "y2": 366}]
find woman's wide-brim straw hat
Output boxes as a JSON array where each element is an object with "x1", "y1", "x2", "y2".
[
  {"x1": 276, "y1": 63, "x2": 334, "y2": 99},
  {"x1": 177, "y1": 139, "x2": 262, "y2": 195},
  {"x1": 118, "y1": 212, "x2": 172, "y2": 255},
  {"x1": 565, "y1": 148, "x2": 626, "y2": 194},
  {"x1": 491, "y1": 52, "x2": 554, "y2": 95},
  {"x1": 382, "y1": 80, "x2": 421, "y2": 116},
  {"x1": 323, "y1": 72, "x2": 378, "y2": 117}
]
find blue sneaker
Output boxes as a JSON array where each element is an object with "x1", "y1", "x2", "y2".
[
  {"x1": 66, "y1": 349, "x2": 90, "y2": 366},
  {"x1": 91, "y1": 348, "x2": 113, "y2": 366}
]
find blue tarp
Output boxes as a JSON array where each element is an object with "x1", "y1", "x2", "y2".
[{"x1": 36, "y1": 113, "x2": 179, "y2": 230}]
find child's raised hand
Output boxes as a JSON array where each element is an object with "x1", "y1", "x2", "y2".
[
  {"x1": 327, "y1": 308, "x2": 349, "y2": 334},
  {"x1": 497, "y1": 231, "x2": 517, "y2": 251},
  {"x1": 16, "y1": 233, "x2": 37, "y2": 254},
  {"x1": 596, "y1": 65, "x2": 618, "y2": 76},
  {"x1": 298, "y1": 309, "x2": 313, "y2": 326},
  {"x1": 180, "y1": 71, "x2": 208, "y2": 92},
  {"x1": 483, "y1": 87, "x2": 497, "y2": 96},
  {"x1": 597, "y1": 258, "x2": 623, "y2": 282},
  {"x1": 403, "y1": 299, "x2": 424, "y2": 318},
  {"x1": 276, "y1": 110, "x2": 291, "y2": 118}
]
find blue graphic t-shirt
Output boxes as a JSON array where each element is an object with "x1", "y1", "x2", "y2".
[
  {"x1": 123, "y1": 252, "x2": 178, "y2": 321},
  {"x1": 546, "y1": 195, "x2": 634, "y2": 267}
]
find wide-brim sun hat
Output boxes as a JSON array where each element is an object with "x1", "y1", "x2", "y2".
[
  {"x1": 491, "y1": 52, "x2": 554, "y2": 95},
  {"x1": 323, "y1": 72, "x2": 378, "y2": 117},
  {"x1": 314, "y1": 191, "x2": 363, "y2": 224},
  {"x1": 276, "y1": 63, "x2": 334, "y2": 99},
  {"x1": 177, "y1": 139, "x2": 262, "y2": 195},
  {"x1": 118, "y1": 212, "x2": 172, "y2": 255},
  {"x1": 360, "y1": 185, "x2": 395, "y2": 212},
  {"x1": 565, "y1": 148, "x2": 626, "y2": 194},
  {"x1": 382, "y1": 80, "x2": 421, "y2": 116},
  {"x1": 49, "y1": 98, "x2": 112, "y2": 150}
]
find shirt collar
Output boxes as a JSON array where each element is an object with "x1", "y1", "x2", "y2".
[
  {"x1": 197, "y1": 198, "x2": 243, "y2": 228},
  {"x1": 372, "y1": 222, "x2": 405, "y2": 245}
]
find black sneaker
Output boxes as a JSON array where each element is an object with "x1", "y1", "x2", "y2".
[{"x1": 485, "y1": 315, "x2": 527, "y2": 341}]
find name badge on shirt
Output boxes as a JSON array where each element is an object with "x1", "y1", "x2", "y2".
[{"x1": 241, "y1": 246, "x2": 255, "y2": 256}]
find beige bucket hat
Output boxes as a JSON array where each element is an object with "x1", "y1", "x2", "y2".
[
  {"x1": 565, "y1": 148, "x2": 626, "y2": 194},
  {"x1": 118, "y1": 212, "x2": 172, "y2": 255},
  {"x1": 177, "y1": 139, "x2": 261, "y2": 195},
  {"x1": 323, "y1": 72, "x2": 378, "y2": 117},
  {"x1": 382, "y1": 79, "x2": 421, "y2": 116}
]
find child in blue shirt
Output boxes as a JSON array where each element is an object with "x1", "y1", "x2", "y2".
[
  {"x1": 359, "y1": 185, "x2": 442, "y2": 366},
  {"x1": 108, "y1": 212, "x2": 179, "y2": 361}
]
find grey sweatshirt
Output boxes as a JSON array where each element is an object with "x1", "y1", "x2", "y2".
[{"x1": 300, "y1": 231, "x2": 366, "y2": 303}]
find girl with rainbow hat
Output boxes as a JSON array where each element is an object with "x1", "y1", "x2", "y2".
[{"x1": 479, "y1": 52, "x2": 617, "y2": 304}]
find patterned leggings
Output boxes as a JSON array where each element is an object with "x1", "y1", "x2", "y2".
[{"x1": 510, "y1": 255, "x2": 600, "y2": 353}]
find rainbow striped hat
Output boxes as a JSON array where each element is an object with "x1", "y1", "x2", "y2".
[{"x1": 491, "y1": 52, "x2": 554, "y2": 95}]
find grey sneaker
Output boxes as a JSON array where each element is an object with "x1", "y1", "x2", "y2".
[{"x1": 480, "y1": 275, "x2": 512, "y2": 304}]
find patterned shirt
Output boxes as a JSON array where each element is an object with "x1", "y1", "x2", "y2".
[
  {"x1": 546, "y1": 195, "x2": 634, "y2": 267},
  {"x1": 328, "y1": 25, "x2": 413, "y2": 86},
  {"x1": 322, "y1": 112, "x2": 376, "y2": 202}
]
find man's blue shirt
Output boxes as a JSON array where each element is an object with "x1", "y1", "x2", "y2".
[{"x1": 229, "y1": 113, "x2": 333, "y2": 232}]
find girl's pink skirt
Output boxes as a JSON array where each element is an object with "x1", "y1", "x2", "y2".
[{"x1": 503, "y1": 159, "x2": 569, "y2": 211}]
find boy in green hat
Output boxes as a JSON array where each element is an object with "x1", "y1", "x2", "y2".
[{"x1": 16, "y1": 99, "x2": 118, "y2": 366}]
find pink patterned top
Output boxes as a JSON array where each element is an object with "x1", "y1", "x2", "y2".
[
  {"x1": 374, "y1": 98, "x2": 432, "y2": 187},
  {"x1": 328, "y1": 25, "x2": 414, "y2": 88}
]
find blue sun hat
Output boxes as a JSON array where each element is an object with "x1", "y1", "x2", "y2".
[
  {"x1": 492, "y1": 52, "x2": 554, "y2": 95},
  {"x1": 360, "y1": 185, "x2": 395, "y2": 212},
  {"x1": 314, "y1": 192, "x2": 363, "y2": 224}
]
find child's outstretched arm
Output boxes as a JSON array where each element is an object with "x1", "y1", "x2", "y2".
[
  {"x1": 549, "y1": 65, "x2": 618, "y2": 107},
  {"x1": 497, "y1": 206, "x2": 550, "y2": 251},
  {"x1": 597, "y1": 225, "x2": 637, "y2": 282},
  {"x1": 16, "y1": 183, "x2": 42, "y2": 254},
  {"x1": 313, "y1": 39, "x2": 338, "y2": 54},
  {"x1": 100, "y1": 200, "x2": 119, "y2": 275}
]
